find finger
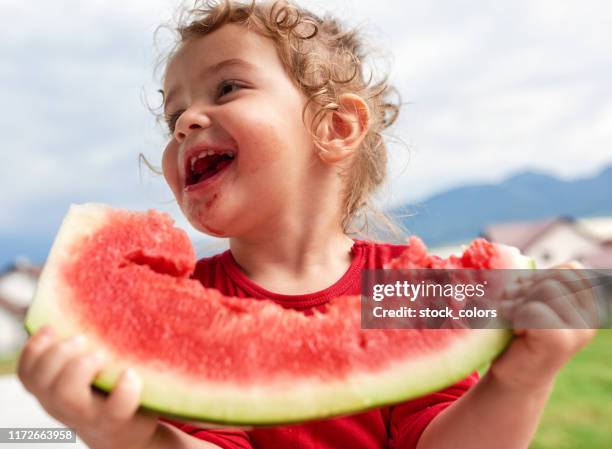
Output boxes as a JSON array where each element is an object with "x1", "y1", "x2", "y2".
[
  {"x1": 573, "y1": 328, "x2": 599, "y2": 349},
  {"x1": 550, "y1": 263, "x2": 593, "y2": 299},
  {"x1": 544, "y1": 292, "x2": 590, "y2": 328},
  {"x1": 543, "y1": 268, "x2": 600, "y2": 327},
  {"x1": 191, "y1": 421, "x2": 254, "y2": 431},
  {"x1": 17, "y1": 326, "x2": 56, "y2": 387},
  {"x1": 103, "y1": 369, "x2": 143, "y2": 425},
  {"x1": 519, "y1": 272, "x2": 593, "y2": 325},
  {"x1": 540, "y1": 263, "x2": 592, "y2": 300},
  {"x1": 559, "y1": 267, "x2": 601, "y2": 327},
  {"x1": 530, "y1": 278, "x2": 588, "y2": 327},
  {"x1": 29, "y1": 335, "x2": 88, "y2": 393},
  {"x1": 50, "y1": 351, "x2": 107, "y2": 419},
  {"x1": 500, "y1": 297, "x2": 525, "y2": 324},
  {"x1": 503, "y1": 271, "x2": 545, "y2": 309},
  {"x1": 515, "y1": 271, "x2": 540, "y2": 291},
  {"x1": 513, "y1": 301, "x2": 565, "y2": 331},
  {"x1": 521, "y1": 329, "x2": 576, "y2": 358},
  {"x1": 502, "y1": 279, "x2": 524, "y2": 302},
  {"x1": 556, "y1": 260, "x2": 585, "y2": 270}
]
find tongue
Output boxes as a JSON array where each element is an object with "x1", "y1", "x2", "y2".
[
  {"x1": 215, "y1": 159, "x2": 232, "y2": 172},
  {"x1": 193, "y1": 155, "x2": 232, "y2": 185},
  {"x1": 193, "y1": 154, "x2": 223, "y2": 173}
]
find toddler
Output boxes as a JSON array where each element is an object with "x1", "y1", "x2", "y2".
[{"x1": 18, "y1": 1, "x2": 595, "y2": 448}]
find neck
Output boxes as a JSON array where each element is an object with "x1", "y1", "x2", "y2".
[
  {"x1": 228, "y1": 217, "x2": 355, "y2": 295},
  {"x1": 226, "y1": 158, "x2": 357, "y2": 294}
]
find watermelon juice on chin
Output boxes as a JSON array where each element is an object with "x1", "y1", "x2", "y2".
[{"x1": 23, "y1": 204, "x2": 536, "y2": 425}]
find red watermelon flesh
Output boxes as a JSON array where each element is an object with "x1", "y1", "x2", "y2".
[
  {"x1": 25, "y1": 204, "x2": 533, "y2": 425},
  {"x1": 386, "y1": 236, "x2": 531, "y2": 270}
]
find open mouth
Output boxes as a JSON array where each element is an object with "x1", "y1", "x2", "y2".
[{"x1": 186, "y1": 150, "x2": 235, "y2": 188}]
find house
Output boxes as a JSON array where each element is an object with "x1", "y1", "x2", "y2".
[
  {"x1": 0, "y1": 259, "x2": 41, "y2": 358},
  {"x1": 482, "y1": 216, "x2": 612, "y2": 269},
  {"x1": 482, "y1": 216, "x2": 612, "y2": 325},
  {"x1": 0, "y1": 258, "x2": 41, "y2": 318}
]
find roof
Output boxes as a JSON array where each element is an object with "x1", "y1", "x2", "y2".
[
  {"x1": 483, "y1": 217, "x2": 573, "y2": 251},
  {"x1": 577, "y1": 216, "x2": 612, "y2": 241},
  {"x1": 581, "y1": 242, "x2": 612, "y2": 269},
  {"x1": 0, "y1": 261, "x2": 42, "y2": 310},
  {"x1": 0, "y1": 295, "x2": 26, "y2": 319},
  {"x1": 0, "y1": 260, "x2": 42, "y2": 278}
]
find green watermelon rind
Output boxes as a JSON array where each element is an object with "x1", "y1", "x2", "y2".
[
  {"x1": 26, "y1": 318, "x2": 512, "y2": 426},
  {"x1": 149, "y1": 330, "x2": 514, "y2": 426},
  {"x1": 494, "y1": 242, "x2": 536, "y2": 269},
  {"x1": 140, "y1": 330, "x2": 513, "y2": 425},
  {"x1": 24, "y1": 203, "x2": 525, "y2": 426},
  {"x1": 25, "y1": 312, "x2": 513, "y2": 425}
]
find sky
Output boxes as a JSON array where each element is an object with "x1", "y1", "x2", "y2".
[{"x1": 2, "y1": 0, "x2": 611, "y2": 265}]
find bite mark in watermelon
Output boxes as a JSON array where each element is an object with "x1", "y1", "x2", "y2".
[{"x1": 24, "y1": 204, "x2": 534, "y2": 425}]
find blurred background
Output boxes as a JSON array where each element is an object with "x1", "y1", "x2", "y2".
[{"x1": 1, "y1": 1, "x2": 611, "y2": 447}]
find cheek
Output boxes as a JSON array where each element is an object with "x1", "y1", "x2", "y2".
[
  {"x1": 250, "y1": 123, "x2": 282, "y2": 165},
  {"x1": 162, "y1": 141, "x2": 180, "y2": 196},
  {"x1": 235, "y1": 109, "x2": 310, "y2": 174}
]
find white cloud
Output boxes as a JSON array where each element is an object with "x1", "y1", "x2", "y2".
[
  {"x1": 378, "y1": 0, "x2": 612, "y2": 202},
  {"x1": 1, "y1": 0, "x2": 611, "y2": 245}
]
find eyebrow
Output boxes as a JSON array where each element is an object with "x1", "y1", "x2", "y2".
[{"x1": 162, "y1": 58, "x2": 257, "y2": 112}]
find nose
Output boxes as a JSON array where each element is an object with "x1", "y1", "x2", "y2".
[{"x1": 173, "y1": 106, "x2": 212, "y2": 142}]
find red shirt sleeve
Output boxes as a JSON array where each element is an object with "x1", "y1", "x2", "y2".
[
  {"x1": 388, "y1": 371, "x2": 480, "y2": 449},
  {"x1": 160, "y1": 419, "x2": 253, "y2": 449}
]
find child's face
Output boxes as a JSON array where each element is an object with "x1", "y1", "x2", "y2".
[{"x1": 162, "y1": 24, "x2": 322, "y2": 237}]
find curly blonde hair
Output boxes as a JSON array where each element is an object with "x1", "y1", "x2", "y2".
[{"x1": 156, "y1": 0, "x2": 404, "y2": 238}]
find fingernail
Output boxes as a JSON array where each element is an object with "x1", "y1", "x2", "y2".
[
  {"x1": 504, "y1": 284, "x2": 521, "y2": 299},
  {"x1": 125, "y1": 368, "x2": 141, "y2": 386},
  {"x1": 39, "y1": 326, "x2": 55, "y2": 339},
  {"x1": 91, "y1": 351, "x2": 107, "y2": 364},
  {"x1": 67, "y1": 335, "x2": 87, "y2": 347}
]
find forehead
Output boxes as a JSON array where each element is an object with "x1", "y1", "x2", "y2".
[{"x1": 163, "y1": 23, "x2": 281, "y2": 91}]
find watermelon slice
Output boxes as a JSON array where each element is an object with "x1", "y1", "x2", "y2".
[{"x1": 24, "y1": 204, "x2": 534, "y2": 425}]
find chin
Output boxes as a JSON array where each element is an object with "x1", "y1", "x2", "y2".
[
  {"x1": 201, "y1": 223, "x2": 228, "y2": 237},
  {"x1": 187, "y1": 217, "x2": 228, "y2": 238},
  {"x1": 178, "y1": 203, "x2": 223, "y2": 237},
  {"x1": 191, "y1": 216, "x2": 230, "y2": 238}
]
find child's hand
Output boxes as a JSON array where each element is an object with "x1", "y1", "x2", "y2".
[
  {"x1": 491, "y1": 262, "x2": 599, "y2": 391},
  {"x1": 17, "y1": 326, "x2": 159, "y2": 449}
]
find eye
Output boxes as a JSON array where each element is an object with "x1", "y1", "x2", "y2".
[
  {"x1": 165, "y1": 110, "x2": 183, "y2": 134},
  {"x1": 217, "y1": 80, "x2": 242, "y2": 98},
  {"x1": 163, "y1": 81, "x2": 242, "y2": 134}
]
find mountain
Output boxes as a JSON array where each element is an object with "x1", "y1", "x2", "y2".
[
  {"x1": 391, "y1": 164, "x2": 612, "y2": 247},
  {"x1": 0, "y1": 235, "x2": 52, "y2": 270},
  {"x1": 2, "y1": 165, "x2": 611, "y2": 266}
]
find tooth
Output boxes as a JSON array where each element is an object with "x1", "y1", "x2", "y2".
[{"x1": 189, "y1": 149, "x2": 236, "y2": 170}]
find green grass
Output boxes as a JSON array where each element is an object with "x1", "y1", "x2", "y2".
[
  {"x1": 530, "y1": 329, "x2": 612, "y2": 449},
  {"x1": 0, "y1": 351, "x2": 19, "y2": 376}
]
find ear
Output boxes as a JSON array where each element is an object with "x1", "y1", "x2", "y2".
[{"x1": 316, "y1": 93, "x2": 370, "y2": 164}]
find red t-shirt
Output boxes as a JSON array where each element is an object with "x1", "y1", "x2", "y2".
[{"x1": 163, "y1": 240, "x2": 479, "y2": 449}]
